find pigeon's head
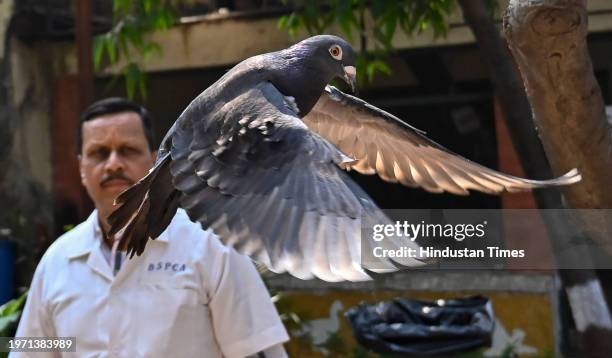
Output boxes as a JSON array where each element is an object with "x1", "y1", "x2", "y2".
[{"x1": 292, "y1": 35, "x2": 357, "y2": 92}]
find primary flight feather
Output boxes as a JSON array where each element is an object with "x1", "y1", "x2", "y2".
[{"x1": 108, "y1": 35, "x2": 581, "y2": 282}]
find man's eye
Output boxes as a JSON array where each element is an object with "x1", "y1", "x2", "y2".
[
  {"x1": 121, "y1": 147, "x2": 139, "y2": 156},
  {"x1": 90, "y1": 149, "x2": 109, "y2": 159}
]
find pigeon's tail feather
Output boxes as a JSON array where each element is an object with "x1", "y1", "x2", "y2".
[
  {"x1": 108, "y1": 154, "x2": 180, "y2": 257},
  {"x1": 107, "y1": 176, "x2": 153, "y2": 238}
]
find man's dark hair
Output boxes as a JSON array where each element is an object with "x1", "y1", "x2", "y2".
[{"x1": 78, "y1": 97, "x2": 156, "y2": 152}]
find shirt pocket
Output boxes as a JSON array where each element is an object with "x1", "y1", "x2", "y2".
[
  {"x1": 135, "y1": 277, "x2": 221, "y2": 357},
  {"x1": 139, "y1": 273, "x2": 203, "y2": 305}
]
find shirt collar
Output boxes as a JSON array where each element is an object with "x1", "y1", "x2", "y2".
[
  {"x1": 65, "y1": 210, "x2": 169, "y2": 260},
  {"x1": 65, "y1": 211, "x2": 99, "y2": 260}
]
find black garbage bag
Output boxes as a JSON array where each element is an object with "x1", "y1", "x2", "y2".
[{"x1": 346, "y1": 296, "x2": 494, "y2": 356}]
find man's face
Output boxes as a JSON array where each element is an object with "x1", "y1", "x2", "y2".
[{"x1": 79, "y1": 111, "x2": 156, "y2": 219}]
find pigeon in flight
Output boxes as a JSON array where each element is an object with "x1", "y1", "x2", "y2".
[{"x1": 108, "y1": 35, "x2": 581, "y2": 282}]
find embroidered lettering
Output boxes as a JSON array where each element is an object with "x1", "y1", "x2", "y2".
[{"x1": 146, "y1": 261, "x2": 188, "y2": 273}]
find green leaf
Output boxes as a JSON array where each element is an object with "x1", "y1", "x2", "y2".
[
  {"x1": 105, "y1": 34, "x2": 118, "y2": 63},
  {"x1": 371, "y1": 60, "x2": 392, "y2": 75},
  {"x1": 336, "y1": 0, "x2": 358, "y2": 40},
  {"x1": 153, "y1": 9, "x2": 176, "y2": 30},
  {"x1": 113, "y1": 0, "x2": 132, "y2": 16},
  {"x1": 125, "y1": 63, "x2": 137, "y2": 100},
  {"x1": 0, "y1": 292, "x2": 27, "y2": 316},
  {"x1": 143, "y1": 0, "x2": 153, "y2": 13},
  {"x1": 93, "y1": 36, "x2": 106, "y2": 70},
  {"x1": 286, "y1": 13, "x2": 301, "y2": 37},
  {"x1": 124, "y1": 63, "x2": 148, "y2": 100},
  {"x1": 0, "y1": 312, "x2": 21, "y2": 336},
  {"x1": 0, "y1": 292, "x2": 27, "y2": 336},
  {"x1": 143, "y1": 42, "x2": 163, "y2": 61},
  {"x1": 118, "y1": 34, "x2": 130, "y2": 58},
  {"x1": 122, "y1": 23, "x2": 144, "y2": 51},
  {"x1": 277, "y1": 15, "x2": 289, "y2": 30},
  {"x1": 382, "y1": 12, "x2": 397, "y2": 44}
]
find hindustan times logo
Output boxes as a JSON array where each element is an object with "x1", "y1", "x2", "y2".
[
  {"x1": 371, "y1": 246, "x2": 525, "y2": 259},
  {"x1": 372, "y1": 221, "x2": 487, "y2": 242}
]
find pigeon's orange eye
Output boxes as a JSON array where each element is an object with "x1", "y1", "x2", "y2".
[{"x1": 329, "y1": 45, "x2": 342, "y2": 60}]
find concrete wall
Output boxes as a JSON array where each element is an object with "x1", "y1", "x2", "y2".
[
  {"x1": 44, "y1": 0, "x2": 612, "y2": 77},
  {"x1": 0, "y1": 0, "x2": 54, "y2": 289},
  {"x1": 9, "y1": 38, "x2": 53, "y2": 193},
  {"x1": 268, "y1": 271, "x2": 558, "y2": 357},
  {"x1": 1, "y1": 0, "x2": 53, "y2": 192},
  {"x1": 0, "y1": 0, "x2": 13, "y2": 59},
  {"x1": 167, "y1": 0, "x2": 612, "y2": 70}
]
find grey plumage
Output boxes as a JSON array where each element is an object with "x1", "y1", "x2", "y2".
[
  {"x1": 305, "y1": 86, "x2": 581, "y2": 195},
  {"x1": 108, "y1": 35, "x2": 581, "y2": 282}
]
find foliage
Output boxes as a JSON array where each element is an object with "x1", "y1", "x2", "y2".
[
  {"x1": 279, "y1": 0, "x2": 498, "y2": 84},
  {"x1": 279, "y1": 0, "x2": 456, "y2": 46},
  {"x1": 278, "y1": 0, "x2": 454, "y2": 83},
  {"x1": 96, "y1": 0, "x2": 499, "y2": 94},
  {"x1": 94, "y1": 0, "x2": 193, "y2": 99},
  {"x1": 0, "y1": 292, "x2": 27, "y2": 358},
  {"x1": 0, "y1": 291, "x2": 27, "y2": 337}
]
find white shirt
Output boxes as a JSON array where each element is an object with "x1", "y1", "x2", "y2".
[{"x1": 11, "y1": 209, "x2": 289, "y2": 358}]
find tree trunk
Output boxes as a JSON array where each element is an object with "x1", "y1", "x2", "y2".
[
  {"x1": 501, "y1": 0, "x2": 612, "y2": 356},
  {"x1": 504, "y1": 0, "x2": 612, "y2": 252}
]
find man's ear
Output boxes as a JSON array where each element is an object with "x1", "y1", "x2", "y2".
[{"x1": 78, "y1": 154, "x2": 85, "y2": 184}]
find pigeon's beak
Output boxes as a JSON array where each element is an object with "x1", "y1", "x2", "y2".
[{"x1": 343, "y1": 65, "x2": 357, "y2": 94}]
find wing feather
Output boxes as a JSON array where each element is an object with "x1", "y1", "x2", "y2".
[
  {"x1": 304, "y1": 86, "x2": 581, "y2": 194},
  {"x1": 165, "y1": 82, "x2": 424, "y2": 281}
]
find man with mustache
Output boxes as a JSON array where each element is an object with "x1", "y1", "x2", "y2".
[{"x1": 12, "y1": 98, "x2": 289, "y2": 357}]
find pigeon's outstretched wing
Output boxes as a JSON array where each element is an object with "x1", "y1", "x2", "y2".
[
  {"x1": 113, "y1": 81, "x2": 424, "y2": 282},
  {"x1": 304, "y1": 86, "x2": 581, "y2": 195}
]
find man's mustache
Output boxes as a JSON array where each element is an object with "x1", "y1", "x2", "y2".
[{"x1": 100, "y1": 172, "x2": 134, "y2": 187}]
